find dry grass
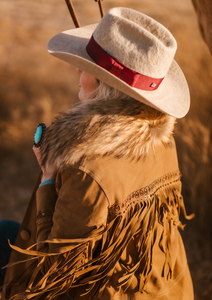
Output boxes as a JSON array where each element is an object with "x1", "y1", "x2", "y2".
[{"x1": 0, "y1": 0, "x2": 212, "y2": 299}]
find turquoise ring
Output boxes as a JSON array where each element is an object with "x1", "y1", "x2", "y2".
[{"x1": 33, "y1": 122, "x2": 47, "y2": 148}]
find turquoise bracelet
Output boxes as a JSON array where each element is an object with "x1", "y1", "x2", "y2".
[{"x1": 39, "y1": 179, "x2": 55, "y2": 188}]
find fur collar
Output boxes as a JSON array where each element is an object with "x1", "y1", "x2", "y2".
[{"x1": 41, "y1": 99, "x2": 176, "y2": 173}]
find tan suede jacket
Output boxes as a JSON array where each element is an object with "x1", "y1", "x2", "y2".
[{"x1": 2, "y1": 99, "x2": 194, "y2": 300}]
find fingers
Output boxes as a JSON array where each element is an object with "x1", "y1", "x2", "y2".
[
  {"x1": 33, "y1": 146, "x2": 44, "y2": 171},
  {"x1": 33, "y1": 145, "x2": 41, "y2": 159}
]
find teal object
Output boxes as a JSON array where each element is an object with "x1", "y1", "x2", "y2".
[
  {"x1": 33, "y1": 122, "x2": 46, "y2": 147},
  {"x1": 34, "y1": 125, "x2": 42, "y2": 144}
]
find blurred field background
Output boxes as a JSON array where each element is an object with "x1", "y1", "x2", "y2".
[{"x1": 0, "y1": 0, "x2": 212, "y2": 299}]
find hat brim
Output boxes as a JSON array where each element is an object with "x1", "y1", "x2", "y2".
[{"x1": 47, "y1": 24, "x2": 190, "y2": 118}]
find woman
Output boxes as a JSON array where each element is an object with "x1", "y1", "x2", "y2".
[{"x1": 1, "y1": 7, "x2": 194, "y2": 300}]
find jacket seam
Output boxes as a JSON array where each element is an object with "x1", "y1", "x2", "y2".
[{"x1": 78, "y1": 165, "x2": 111, "y2": 207}]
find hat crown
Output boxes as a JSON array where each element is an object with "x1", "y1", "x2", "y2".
[
  {"x1": 47, "y1": 6, "x2": 190, "y2": 118},
  {"x1": 93, "y1": 7, "x2": 177, "y2": 78}
]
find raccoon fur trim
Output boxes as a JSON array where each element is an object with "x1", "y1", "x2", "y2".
[{"x1": 41, "y1": 98, "x2": 176, "y2": 174}]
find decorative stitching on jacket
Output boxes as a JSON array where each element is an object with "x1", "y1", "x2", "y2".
[
  {"x1": 7, "y1": 168, "x2": 193, "y2": 299},
  {"x1": 37, "y1": 210, "x2": 53, "y2": 225},
  {"x1": 109, "y1": 170, "x2": 181, "y2": 216}
]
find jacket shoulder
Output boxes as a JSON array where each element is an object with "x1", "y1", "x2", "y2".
[{"x1": 79, "y1": 137, "x2": 179, "y2": 207}]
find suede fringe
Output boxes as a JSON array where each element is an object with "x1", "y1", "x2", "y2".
[{"x1": 5, "y1": 174, "x2": 194, "y2": 300}]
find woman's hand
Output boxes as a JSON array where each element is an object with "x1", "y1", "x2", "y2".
[{"x1": 33, "y1": 146, "x2": 56, "y2": 183}]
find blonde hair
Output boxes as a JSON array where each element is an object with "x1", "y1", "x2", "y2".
[
  {"x1": 84, "y1": 80, "x2": 165, "y2": 118},
  {"x1": 88, "y1": 80, "x2": 133, "y2": 102}
]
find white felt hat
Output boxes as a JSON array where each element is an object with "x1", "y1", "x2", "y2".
[{"x1": 48, "y1": 7, "x2": 190, "y2": 118}]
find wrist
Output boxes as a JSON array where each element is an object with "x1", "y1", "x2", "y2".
[
  {"x1": 41, "y1": 174, "x2": 56, "y2": 183},
  {"x1": 39, "y1": 178, "x2": 55, "y2": 188}
]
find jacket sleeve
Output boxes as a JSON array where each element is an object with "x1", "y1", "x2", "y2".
[
  {"x1": 36, "y1": 167, "x2": 108, "y2": 253},
  {"x1": 6, "y1": 168, "x2": 109, "y2": 299},
  {"x1": 36, "y1": 184, "x2": 58, "y2": 247}
]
